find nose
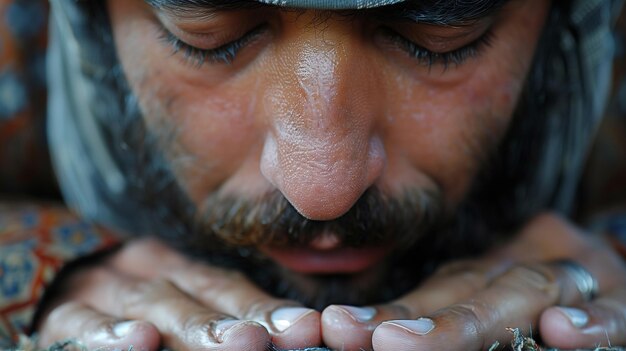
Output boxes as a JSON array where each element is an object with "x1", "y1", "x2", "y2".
[{"x1": 260, "y1": 26, "x2": 386, "y2": 220}]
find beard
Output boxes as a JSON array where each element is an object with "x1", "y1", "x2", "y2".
[
  {"x1": 123, "y1": 120, "x2": 500, "y2": 309},
  {"x1": 188, "y1": 186, "x2": 448, "y2": 309}
]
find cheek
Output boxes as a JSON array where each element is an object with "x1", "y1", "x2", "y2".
[
  {"x1": 385, "y1": 77, "x2": 517, "y2": 204},
  {"x1": 158, "y1": 86, "x2": 261, "y2": 201},
  {"x1": 384, "y1": 29, "x2": 537, "y2": 205},
  {"x1": 111, "y1": 14, "x2": 262, "y2": 202}
]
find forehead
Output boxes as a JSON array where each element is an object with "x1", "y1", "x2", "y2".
[{"x1": 146, "y1": 0, "x2": 511, "y2": 25}]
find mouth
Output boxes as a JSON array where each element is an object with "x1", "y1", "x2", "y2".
[{"x1": 259, "y1": 232, "x2": 393, "y2": 274}]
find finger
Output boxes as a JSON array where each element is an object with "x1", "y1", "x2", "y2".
[
  {"x1": 38, "y1": 302, "x2": 160, "y2": 350},
  {"x1": 321, "y1": 260, "x2": 504, "y2": 351},
  {"x1": 164, "y1": 260, "x2": 321, "y2": 349},
  {"x1": 371, "y1": 263, "x2": 566, "y2": 351},
  {"x1": 76, "y1": 267, "x2": 271, "y2": 351},
  {"x1": 120, "y1": 279, "x2": 272, "y2": 351},
  {"x1": 110, "y1": 239, "x2": 322, "y2": 349},
  {"x1": 540, "y1": 286, "x2": 626, "y2": 348}
]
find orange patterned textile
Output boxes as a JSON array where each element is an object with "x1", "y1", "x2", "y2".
[
  {"x1": 0, "y1": 1, "x2": 121, "y2": 346},
  {"x1": 0, "y1": 204, "x2": 119, "y2": 344}
]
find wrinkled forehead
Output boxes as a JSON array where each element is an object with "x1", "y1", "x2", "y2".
[{"x1": 255, "y1": 0, "x2": 405, "y2": 9}]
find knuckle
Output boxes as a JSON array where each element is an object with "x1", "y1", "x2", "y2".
[
  {"x1": 122, "y1": 278, "x2": 177, "y2": 314},
  {"x1": 500, "y1": 264, "x2": 560, "y2": 302},
  {"x1": 454, "y1": 270, "x2": 488, "y2": 291},
  {"x1": 178, "y1": 313, "x2": 215, "y2": 335},
  {"x1": 133, "y1": 277, "x2": 176, "y2": 297},
  {"x1": 175, "y1": 316, "x2": 267, "y2": 350},
  {"x1": 193, "y1": 266, "x2": 240, "y2": 290},
  {"x1": 443, "y1": 302, "x2": 490, "y2": 348},
  {"x1": 46, "y1": 301, "x2": 84, "y2": 321},
  {"x1": 239, "y1": 298, "x2": 276, "y2": 319},
  {"x1": 174, "y1": 264, "x2": 247, "y2": 295}
]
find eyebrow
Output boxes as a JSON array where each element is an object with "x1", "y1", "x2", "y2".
[{"x1": 146, "y1": 0, "x2": 511, "y2": 25}]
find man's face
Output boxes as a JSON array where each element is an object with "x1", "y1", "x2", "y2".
[{"x1": 106, "y1": 0, "x2": 549, "y2": 305}]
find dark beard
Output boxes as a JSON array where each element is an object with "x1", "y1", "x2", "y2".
[
  {"x1": 128, "y1": 136, "x2": 499, "y2": 308},
  {"x1": 185, "y1": 186, "x2": 451, "y2": 309},
  {"x1": 179, "y1": 193, "x2": 494, "y2": 310}
]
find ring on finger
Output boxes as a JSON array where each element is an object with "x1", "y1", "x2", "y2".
[{"x1": 554, "y1": 259, "x2": 598, "y2": 302}]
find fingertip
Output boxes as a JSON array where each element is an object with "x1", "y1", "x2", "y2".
[
  {"x1": 270, "y1": 308, "x2": 321, "y2": 349},
  {"x1": 321, "y1": 305, "x2": 376, "y2": 351},
  {"x1": 38, "y1": 304, "x2": 161, "y2": 351},
  {"x1": 539, "y1": 306, "x2": 592, "y2": 349},
  {"x1": 372, "y1": 319, "x2": 437, "y2": 351},
  {"x1": 111, "y1": 321, "x2": 161, "y2": 351},
  {"x1": 220, "y1": 321, "x2": 271, "y2": 351},
  {"x1": 84, "y1": 320, "x2": 161, "y2": 351}
]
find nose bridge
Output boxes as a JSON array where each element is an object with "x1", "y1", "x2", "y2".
[
  {"x1": 260, "y1": 26, "x2": 385, "y2": 220},
  {"x1": 297, "y1": 40, "x2": 346, "y2": 128},
  {"x1": 293, "y1": 39, "x2": 369, "y2": 151}
]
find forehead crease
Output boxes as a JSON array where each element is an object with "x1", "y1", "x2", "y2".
[
  {"x1": 379, "y1": 0, "x2": 512, "y2": 25},
  {"x1": 144, "y1": 0, "x2": 263, "y2": 16}
]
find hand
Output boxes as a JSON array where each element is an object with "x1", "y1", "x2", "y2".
[
  {"x1": 318, "y1": 213, "x2": 626, "y2": 350},
  {"x1": 36, "y1": 238, "x2": 322, "y2": 351}
]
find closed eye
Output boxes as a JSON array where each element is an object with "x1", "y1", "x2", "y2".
[
  {"x1": 159, "y1": 24, "x2": 268, "y2": 66},
  {"x1": 381, "y1": 27, "x2": 495, "y2": 69}
]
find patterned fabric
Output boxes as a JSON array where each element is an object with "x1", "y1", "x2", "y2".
[
  {"x1": 0, "y1": 1, "x2": 120, "y2": 346},
  {"x1": 0, "y1": 203, "x2": 119, "y2": 346}
]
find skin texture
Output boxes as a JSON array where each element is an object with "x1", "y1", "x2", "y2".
[
  {"x1": 35, "y1": 0, "x2": 626, "y2": 350},
  {"x1": 38, "y1": 215, "x2": 626, "y2": 350},
  {"x1": 111, "y1": 0, "x2": 531, "y2": 217}
]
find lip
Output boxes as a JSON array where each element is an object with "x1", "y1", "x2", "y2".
[{"x1": 260, "y1": 243, "x2": 393, "y2": 274}]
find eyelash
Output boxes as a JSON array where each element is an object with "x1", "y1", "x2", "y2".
[
  {"x1": 385, "y1": 28, "x2": 495, "y2": 68},
  {"x1": 159, "y1": 25, "x2": 267, "y2": 66},
  {"x1": 160, "y1": 24, "x2": 493, "y2": 69}
]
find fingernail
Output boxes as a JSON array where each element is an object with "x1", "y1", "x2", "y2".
[
  {"x1": 214, "y1": 319, "x2": 240, "y2": 342},
  {"x1": 112, "y1": 321, "x2": 135, "y2": 338},
  {"x1": 337, "y1": 305, "x2": 377, "y2": 323},
  {"x1": 383, "y1": 318, "x2": 435, "y2": 335},
  {"x1": 271, "y1": 307, "x2": 313, "y2": 332},
  {"x1": 557, "y1": 307, "x2": 589, "y2": 328}
]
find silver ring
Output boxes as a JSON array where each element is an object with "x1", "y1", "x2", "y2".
[{"x1": 556, "y1": 260, "x2": 599, "y2": 302}]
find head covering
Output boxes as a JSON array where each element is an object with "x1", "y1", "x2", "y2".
[
  {"x1": 47, "y1": 0, "x2": 623, "y2": 236},
  {"x1": 255, "y1": 0, "x2": 404, "y2": 9}
]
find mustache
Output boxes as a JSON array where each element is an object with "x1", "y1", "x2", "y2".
[{"x1": 190, "y1": 187, "x2": 443, "y2": 249}]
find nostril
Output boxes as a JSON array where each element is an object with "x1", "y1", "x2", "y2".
[
  {"x1": 259, "y1": 134, "x2": 281, "y2": 190},
  {"x1": 367, "y1": 135, "x2": 386, "y2": 180}
]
